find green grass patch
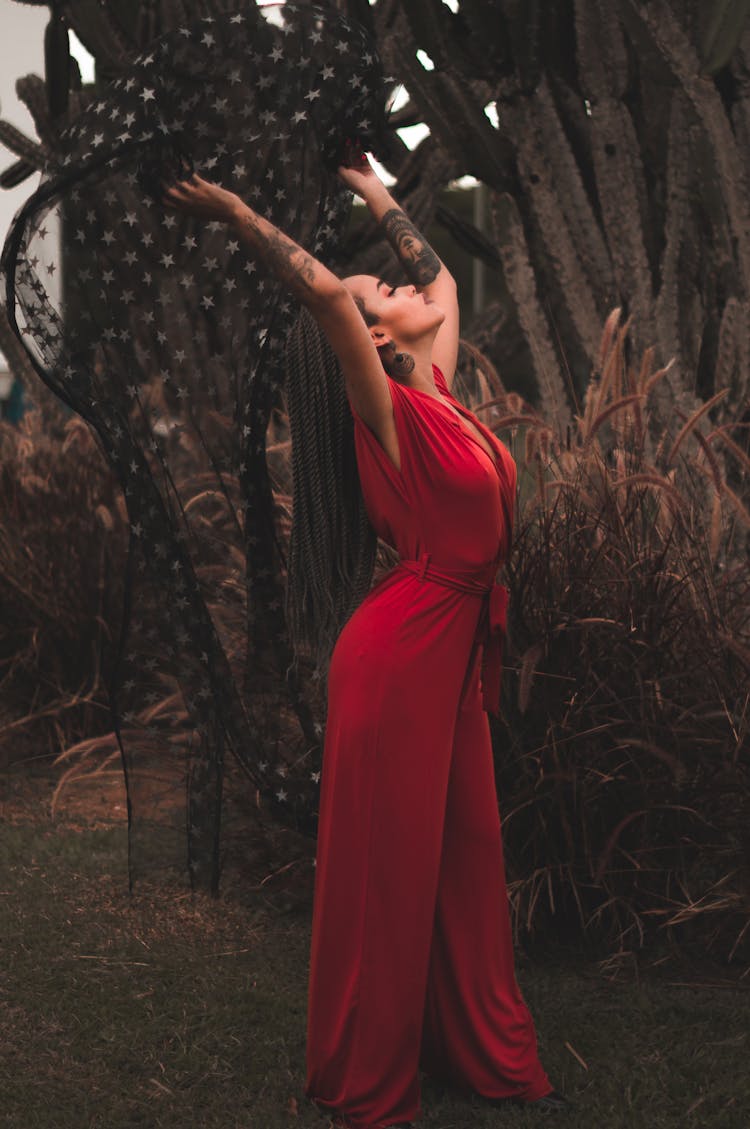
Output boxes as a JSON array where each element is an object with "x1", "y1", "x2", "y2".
[{"x1": 1, "y1": 785, "x2": 748, "y2": 1128}]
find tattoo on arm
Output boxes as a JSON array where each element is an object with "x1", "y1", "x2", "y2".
[
  {"x1": 379, "y1": 208, "x2": 441, "y2": 287},
  {"x1": 238, "y1": 213, "x2": 319, "y2": 302}
]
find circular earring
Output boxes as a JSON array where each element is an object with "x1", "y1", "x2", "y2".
[
  {"x1": 392, "y1": 350, "x2": 415, "y2": 377},
  {"x1": 375, "y1": 338, "x2": 415, "y2": 380}
]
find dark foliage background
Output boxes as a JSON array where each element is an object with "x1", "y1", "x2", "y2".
[{"x1": 0, "y1": 0, "x2": 748, "y2": 968}]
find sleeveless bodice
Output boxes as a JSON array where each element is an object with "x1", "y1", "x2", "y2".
[{"x1": 350, "y1": 364, "x2": 516, "y2": 574}]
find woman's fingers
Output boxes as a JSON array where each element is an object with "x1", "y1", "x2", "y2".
[
  {"x1": 160, "y1": 172, "x2": 197, "y2": 190},
  {"x1": 157, "y1": 171, "x2": 226, "y2": 215},
  {"x1": 159, "y1": 179, "x2": 195, "y2": 205},
  {"x1": 159, "y1": 182, "x2": 192, "y2": 212}
]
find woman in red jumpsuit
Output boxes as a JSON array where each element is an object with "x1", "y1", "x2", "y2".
[{"x1": 163, "y1": 152, "x2": 569, "y2": 1129}]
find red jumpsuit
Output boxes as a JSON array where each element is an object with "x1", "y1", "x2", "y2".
[{"x1": 305, "y1": 365, "x2": 552, "y2": 1128}]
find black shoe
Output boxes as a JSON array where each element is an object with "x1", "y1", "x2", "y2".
[
  {"x1": 524, "y1": 1089, "x2": 571, "y2": 1111},
  {"x1": 484, "y1": 1087, "x2": 572, "y2": 1113}
]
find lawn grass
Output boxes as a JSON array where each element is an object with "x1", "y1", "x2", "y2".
[{"x1": 1, "y1": 766, "x2": 748, "y2": 1129}]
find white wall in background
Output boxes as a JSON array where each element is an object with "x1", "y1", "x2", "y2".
[
  {"x1": 0, "y1": 3, "x2": 48, "y2": 256},
  {"x1": 0, "y1": 0, "x2": 66, "y2": 340}
]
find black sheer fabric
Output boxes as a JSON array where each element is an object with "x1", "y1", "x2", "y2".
[{"x1": 1, "y1": 1, "x2": 389, "y2": 891}]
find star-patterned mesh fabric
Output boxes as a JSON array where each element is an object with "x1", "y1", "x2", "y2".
[{"x1": 1, "y1": 1, "x2": 389, "y2": 891}]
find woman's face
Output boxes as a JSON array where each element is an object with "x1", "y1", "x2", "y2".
[{"x1": 343, "y1": 274, "x2": 445, "y2": 344}]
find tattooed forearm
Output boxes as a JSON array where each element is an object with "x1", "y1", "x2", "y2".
[
  {"x1": 248, "y1": 223, "x2": 317, "y2": 295},
  {"x1": 229, "y1": 201, "x2": 338, "y2": 308},
  {"x1": 379, "y1": 208, "x2": 442, "y2": 287}
]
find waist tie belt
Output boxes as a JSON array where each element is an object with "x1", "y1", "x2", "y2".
[{"x1": 398, "y1": 551, "x2": 509, "y2": 716}]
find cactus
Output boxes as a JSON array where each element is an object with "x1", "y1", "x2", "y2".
[
  {"x1": 0, "y1": 121, "x2": 46, "y2": 168},
  {"x1": 699, "y1": 0, "x2": 750, "y2": 74},
  {"x1": 9, "y1": 0, "x2": 746, "y2": 426},
  {"x1": 44, "y1": 6, "x2": 71, "y2": 118},
  {"x1": 361, "y1": 0, "x2": 750, "y2": 434}
]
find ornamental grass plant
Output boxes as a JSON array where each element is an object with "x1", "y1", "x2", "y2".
[
  {"x1": 0, "y1": 385, "x2": 126, "y2": 768},
  {"x1": 488, "y1": 309, "x2": 750, "y2": 968}
]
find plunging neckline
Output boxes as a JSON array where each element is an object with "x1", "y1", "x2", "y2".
[{"x1": 406, "y1": 384, "x2": 500, "y2": 468}]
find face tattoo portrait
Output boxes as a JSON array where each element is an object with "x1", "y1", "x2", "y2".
[{"x1": 1, "y1": 1, "x2": 391, "y2": 890}]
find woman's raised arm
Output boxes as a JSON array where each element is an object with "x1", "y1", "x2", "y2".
[
  {"x1": 161, "y1": 173, "x2": 393, "y2": 433},
  {"x1": 338, "y1": 147, "x2": 460, "y2": 388},
  {"x1": 161, "y1": 173, "x2": 342, "y2": 311}
]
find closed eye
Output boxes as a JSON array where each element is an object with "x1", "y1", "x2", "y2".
[{"x1": 376, "y1": 278, "x2": 398, "y2": 298}]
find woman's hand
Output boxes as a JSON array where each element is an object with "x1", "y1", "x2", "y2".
[
  {"x1": 337, "y1": 140, "x2": 382, "y2": 200},
  {"x1": 160, "y1": 172, "x2": 240, "y2": 223}
]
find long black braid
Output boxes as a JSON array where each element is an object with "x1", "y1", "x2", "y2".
[{"x1": 284, "y1": 306, "x2": 378, "y2": 678}]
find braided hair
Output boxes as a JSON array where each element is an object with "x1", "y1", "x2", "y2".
[{"x1": 284, "y1": 306, "x2": 378, "y2": 679}]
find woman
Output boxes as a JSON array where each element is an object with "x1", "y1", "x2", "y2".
[{"x1": 162, "y1": 150, "x2": 570, "y2": 1129}]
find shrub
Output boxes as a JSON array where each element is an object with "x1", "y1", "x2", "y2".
[
  {"x1": 0, "y1": 386, "x2": 127, "y2": 767},
  {"x1": 491, "y1": 310, "x2": 750, "y2": 963}
]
